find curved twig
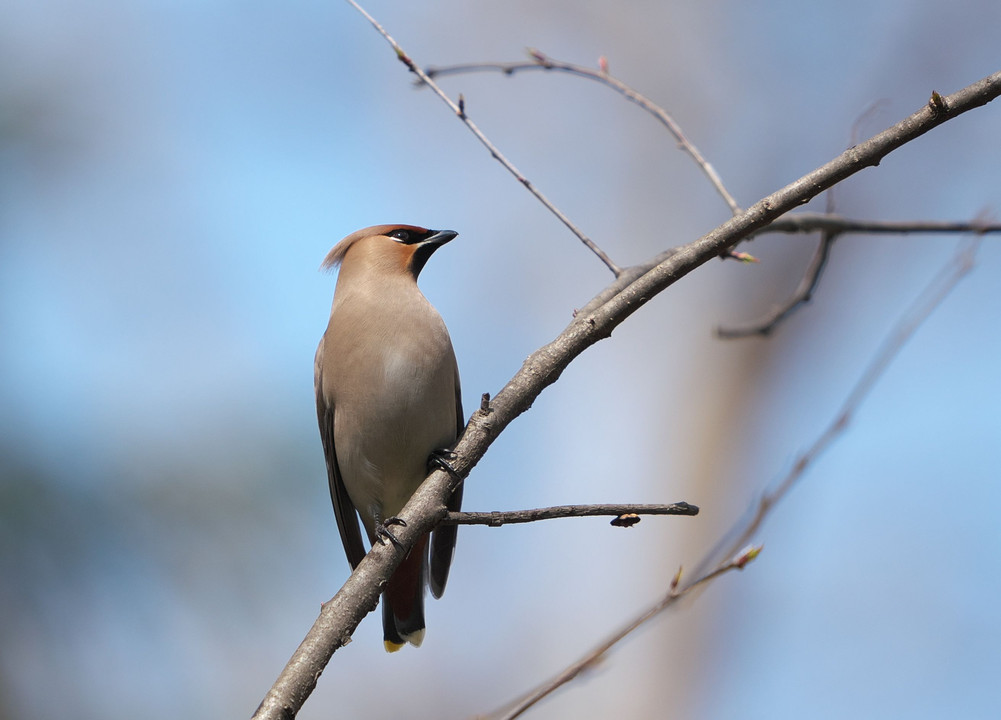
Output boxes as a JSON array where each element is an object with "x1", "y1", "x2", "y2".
[
  {"x1": 490, "y1": 236, "x2": 981, "y2": 720},
  {"x1": 344, "y1": 0, "x2": 622, "y2": 276},
  {"x1": 697, "y1": 238, "x2": 980, "y2": 579},
  {"x1": 250, "y1": 7, "x2": 1001, "y2": 715},
  {"x1": 424, "y1": 53, "x2": 743, "y2": 217},
  {"x1": 717, "y1": 231, "x2": 839, "y2": 338},
  {"x1": 487, "y1": 545, "x2": 763, "y2": 720},
  {"x1": 718, "y1": 213, "x2": 998, "y2": 338}
]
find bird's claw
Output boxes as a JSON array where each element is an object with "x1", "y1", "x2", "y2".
[
  {"x1": 427, "y1": 448, "x2": 460, "y2": 479},
  {"x1": 376, "y1": 517, "x2": 407, "y2": 549}
]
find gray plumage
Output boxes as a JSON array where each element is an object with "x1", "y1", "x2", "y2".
[{"x1": 315, "y1": 224, "x2": 463, "y2": 651}]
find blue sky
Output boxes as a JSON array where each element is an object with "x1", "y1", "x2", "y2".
[{"x1": 1, "y1": 1, "x2": 999, "y2": 718}]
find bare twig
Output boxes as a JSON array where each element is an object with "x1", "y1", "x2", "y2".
[
  {"x1": 699, "y1": 237, "x2": 981, "y2": 578},
  {"x1": 752, "y1": 212, "x2": 1001, "y2": 238},
  {"x1": 717, "y1": 213, "x2": 997, "y2": 338},
  {"x1": 718, "y1": 159, "x2": 843, "y2": 338},
  {"x1": 344, "y1": 0, "x2": 621, "y2": 276},
  {"x1": 488, "y1": 236, "x2": 981, "y2": 720},
  {"x1": 486, "y1": 545, "x2": 763, "y2": 720},
  {"x1": 252, "y1": 10, "x2": 1001, "y2": 713},
  {"x1": 718, "y1": 98, "x2": 988, "y2": 339},
  {"x1": 424, "y1": 53, "x2": 743, "y2": 216},
  {"x1": 717, "y1": 228, "x2": 839, "y2": 338},
  {"x1": 443, "y1": 502, "x2": 699, "y2": 527}
]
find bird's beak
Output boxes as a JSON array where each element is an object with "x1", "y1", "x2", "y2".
[{"x1": 422, "y1": 230, "x2": 458, "y2": 248}]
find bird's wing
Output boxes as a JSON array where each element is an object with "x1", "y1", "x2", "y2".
[
  {"x1": 315, "y1": 336, "x2": 367, "y2": 569},
  {"x1": 429, "y1": 360, "x2": 465, "y2": 598}
]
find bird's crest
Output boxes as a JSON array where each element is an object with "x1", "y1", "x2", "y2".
[{"x1": 320, "y1": 224, "x2": 430, "y2": 270}]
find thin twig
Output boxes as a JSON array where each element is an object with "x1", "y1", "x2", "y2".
[
  {"x1": 486, "y1": 545, "x2": 763, "y2": 720},
  {"x1": 717, "y1": 214, "x2": 996, "y2": 338},
  {"x1": 718, "y1": 99, "x2": 987, "y2": 339},
  {"x1": 443, "y1": 502, "x2": 699, "y2": 527},
  {"x1": 753, "y1": 213, "x2": 1001, "y2": 237},
  {"x1": 424, "y1": 54, "x2": 742, "y2": 216},
  {"x1": 717, "y1": 231, "x2": 838, "y2": 338},
  {"x1": 699, "y1": 237, "x2": 981, "y2": 579},
  {"x1": 719, "y1": 178, "x2": 843, "y2": 339},
  {"x1": 721, "y1": 160, "x2": 844, "y2": 337},
  {"x1": 722, "y1": 107, "x2": 866, "y2": 336},
  {"x1": 488, "y1": 236, "x2": 981, "y2": 720},
  {"x1": 344, "y1": 0, "x2": 621, "y2": 276},
  {"x1": 252, "y1": 45, "x2": 1001, "y2": 719}
]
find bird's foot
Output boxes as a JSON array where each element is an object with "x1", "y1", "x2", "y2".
[
  {"x1": 376, "y1": 517, "x2": 407, "y2": 549},
  {"x1": 427, "y1": 448, "x2": 460, "y2": 479}
]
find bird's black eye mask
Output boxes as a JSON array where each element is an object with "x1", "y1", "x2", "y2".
[{"x1": 388, "y1": 228, "x2": 432, "y2": 244}]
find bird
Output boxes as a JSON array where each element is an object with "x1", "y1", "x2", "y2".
[{"x1": 314, "y1": 224, "x2": 464, "y2": 652}]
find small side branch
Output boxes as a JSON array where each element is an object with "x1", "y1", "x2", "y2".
[
  {"x1": 718, "y1": 213, "x2": 998, "y2": 338},
  {"x1": 717, "y1": 231, "x2": 837, "y2": 338},
  {"x1": 485, "y1": 237, "x2": 981, "y2": 720},
  {"x1": 699, "y1": 237, "x2": 980, "y2": 578},
  {"x1": 444, "y1": 502, "x2": 699, "y2": 527},
  {"x1": 253, "y1": 19, "x2": 1001, "y2": 711},
  {"x1": 755, "y1": 213, "x2": 1001, "y2": 238},
  {"x1": 487, "y1": 545, "x2": 763, "y2": 720},
  {"x1": 345, "y1": 0, "x2": 621, "y2": 276},
  {"x1": 424, "y1": 52, "x2": 742, "y2": 217}
]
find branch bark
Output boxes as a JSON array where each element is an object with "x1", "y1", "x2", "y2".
[
  {"x1": 753, "y1": 212, "x2": 1001, "y2": 237},
  {"x1": 718, "y1": 213, "x2": 999, "y2": 337},
  {"x1": 487, "y1": 237, "x2": 981, "y2": 719},
  {"x1": 487, "y1": 545, "x2": 764, "y2": 720},
  {"x1": 444, "y1": 502, "x2": 699, "y2": 527},
  {"x1": 423, "y1": 51, "x2": 743, "y2": 216},
  {"x1": 343, "y1": 0, "x2": 622, "y2": 275},
  {"x1": 251, "y1": 14, "x2": 1001, "y2": 714}
]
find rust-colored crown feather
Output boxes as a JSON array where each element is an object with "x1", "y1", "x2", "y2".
[{"x1": 321, "y1": 224, "x2": 431, "y2": 270}]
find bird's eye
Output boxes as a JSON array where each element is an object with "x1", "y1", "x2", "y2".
[{"x1": 389, "y1": 229, "x2": 411, "y2": 242}]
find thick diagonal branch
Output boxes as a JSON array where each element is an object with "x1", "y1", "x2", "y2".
[
  {"x1": 252, "y1": 48, "x2": 1001, "y2": 720},
  {"x1": 488, "y1": 237, "x2": 980, "y2": 720}
]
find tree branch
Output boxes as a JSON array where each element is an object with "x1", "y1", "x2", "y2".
[
  {"x1": 344, "y1": 0, "x2": 622, "y2": 276},
  {"x1": 251, "y1": 6, "x2": 1001, "y2": 712},
  {"x1": 487, "y1": 236, "x2": 981, "y2": 720},
  {"x1": 443, "y1": 502, "x2": 699, "y2": 527},
  {"x1": 717, "y1": 212, "x2": 998, "y2": 338},
  {"x1": 485, "y1": 545, "x2": 763, "y2": 720},
  {"x1": 754, "y1": 212, "x2": 1001, "y2": 238},
  {"x1": 717, "y1": 229, "x2": 838, "y2": 338},
  {"x1": 423, "y1": 52, "x2": 743, "y2": 217},
  {"x1": 697, "y1": 237, "x2": 980, "y2": 580}
]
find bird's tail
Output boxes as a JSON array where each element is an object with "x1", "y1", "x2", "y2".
[{"x1": 382, "y1": 534, "x2": 427, "y2": 652}]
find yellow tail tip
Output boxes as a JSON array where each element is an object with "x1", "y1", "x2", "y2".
[{"x1": 384, "y1": 628, "x2": 425, "y2": 653}]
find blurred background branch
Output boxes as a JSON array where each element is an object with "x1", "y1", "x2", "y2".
[
  {"x1": 346, "y1": 0, "x2": 622, "y2": 276},
  {"x1": 248, "y1": 4, "x2": 1001, "y2": 715},
  {"x1": 422, "y1": 50, "x2": 743, "y2": 216},
  {"x1": 4, "y1": 3, "x2": 1001, "y2": 720}
]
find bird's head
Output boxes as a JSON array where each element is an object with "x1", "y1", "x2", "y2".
[{"x1": 322, "y1": 224, "x2": 458, "y2": 279}]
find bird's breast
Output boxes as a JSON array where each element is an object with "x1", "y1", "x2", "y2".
[{"x1": 326, "y1": 294, "x2": 458, "y2": 526}]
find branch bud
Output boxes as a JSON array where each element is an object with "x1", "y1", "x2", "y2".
[{"x1": 734, "y1": 544, "x2": 763, "y2": 569}]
